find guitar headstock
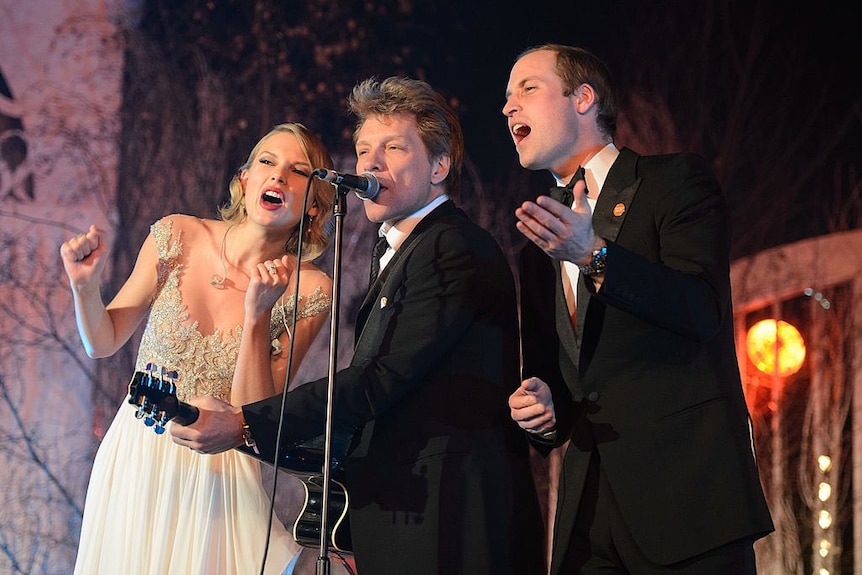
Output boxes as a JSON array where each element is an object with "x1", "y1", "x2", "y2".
[{"x1": 127, "y1": 363, "x2": 181, "y2": 435}]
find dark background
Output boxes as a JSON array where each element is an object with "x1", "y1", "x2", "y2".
[{"x1": 122, "y1": 0, "x2": 861, "y2": 266}]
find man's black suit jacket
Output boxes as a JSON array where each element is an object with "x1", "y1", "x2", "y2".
[
  {"x1": 520, "y1": 148, "x2": 774, "y2": 572},
  {"x1": 245, "y1": 200, "x2": 546, "y2": 575}
]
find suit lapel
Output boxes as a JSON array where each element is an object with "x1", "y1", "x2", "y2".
[
  {"x1": 554, "y1": 263, "x2": 581, "y2": 367},
  {"x1": 575, "y1": 148, "x2": 641, "y2": 373},
  {"x1": 592, "y1": 147, "x2": 641, "y2": 243},
  {"x1": 353, "y1": 200, "x2": 460, "y2": 347},
  {"x1": 547, "y1": 182, "x2": 582, "y2": 368},
  {"x1": 535, "y1": 152, "x2": 644, "y2": 377}
]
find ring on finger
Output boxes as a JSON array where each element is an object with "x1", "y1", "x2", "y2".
[{"x1": 265, "y1": 262, "x2": 278, "y2": 275}]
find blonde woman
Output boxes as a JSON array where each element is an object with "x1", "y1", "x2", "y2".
[{"x1": 61, "y1": 123, "x2": 335, "y2": 575}]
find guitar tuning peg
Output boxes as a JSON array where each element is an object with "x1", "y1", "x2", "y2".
[
  {"x1": 132, "y1": 363, "x2": 184, "y2": 437},
  {"x1": 154, "y1": 410, "x2": 170, "y2": 434},
  {"x1": 168, "y1": 371, "x2": 179, "y2": 392}
]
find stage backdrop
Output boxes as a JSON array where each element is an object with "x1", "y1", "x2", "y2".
[{"x1": 0, "y1": 1, "x2": 135, "y2": 573}]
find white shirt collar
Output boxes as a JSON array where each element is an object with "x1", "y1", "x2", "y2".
[
  {"x1": 377, "y1": 194, "x2": 449, "y2": 267},
  {"x1": 554, "y1": 143, "x2": 619, "y2": 199},
  {"x1": 583, "y1": 143, "x2": 619, "y2": 198}
]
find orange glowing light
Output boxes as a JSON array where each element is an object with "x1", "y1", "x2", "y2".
[{"x1": 746, "y1": 319, "x2": 806, "y2": 377}]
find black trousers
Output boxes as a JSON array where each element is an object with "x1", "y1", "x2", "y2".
[{"x1": 562, "y1": 450, "x2": 757, "y2": 575}]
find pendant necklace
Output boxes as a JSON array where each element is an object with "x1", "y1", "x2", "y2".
[
  {"x1": 212, "y1": 224, "x2": 293, "y2": 352},
  {"x1": 210, "y1": 226, "x2": 230, "y2": 289}
]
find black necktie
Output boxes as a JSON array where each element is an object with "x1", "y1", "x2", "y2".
[{"x1": 369, "y1": 235, "x2": 389, "y2": 285}]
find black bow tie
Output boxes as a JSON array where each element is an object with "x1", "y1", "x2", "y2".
[{"x1": 550, "y1": 166, "x2": 585, "y2": 205}]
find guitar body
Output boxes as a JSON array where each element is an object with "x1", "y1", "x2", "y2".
[
  {"x1": 127, "y1": 364, "x2": 355, "y2": 552},
  {"x1": 292, "y1": 474, "x2": 352, "y2": 552}
]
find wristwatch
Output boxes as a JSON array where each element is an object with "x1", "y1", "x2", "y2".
[
  {"x1": 241, "y1": 418, "x2": 260, "y2": 455},
  {"x1": 578, "y1": 245, "x2": 607, "y2": 277},
  {"x1": 528, "y1": 427, "x2": 557, "y2": 442}
]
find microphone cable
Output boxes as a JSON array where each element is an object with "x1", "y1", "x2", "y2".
[
  {"x1": 257, "y1": 174, "x2": 312, "y2": 575},
  {"x1": 258, "y1": 173, "x2": 357, "y2": 575}
]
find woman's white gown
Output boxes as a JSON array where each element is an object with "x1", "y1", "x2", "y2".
[{"x1": 73, "y1": 217, "x2": 330, "y2": 575}]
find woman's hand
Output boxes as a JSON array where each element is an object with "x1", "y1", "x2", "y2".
[{"x1": 59, "y1": 224, "x2": 109, "y2": 291}]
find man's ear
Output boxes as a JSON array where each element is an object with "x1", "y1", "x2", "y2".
[
  {"x1": 574, "y1": 83, "x2": 597, "y2": 114},
  {"x1": 431, "y1": 155, "x2": 451, "y2": 185}
]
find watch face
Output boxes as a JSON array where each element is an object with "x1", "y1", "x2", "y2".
[
  {"x1": 578, "y1": 246, "x2": 607, "y2": 276},
  {"x1": 586, "y1": 246, "x2": 607, "y2": 276}
]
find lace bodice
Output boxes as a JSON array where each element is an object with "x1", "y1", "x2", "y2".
[{"x1": 133, "y1": 217, "x2": 330, "y2": 402}]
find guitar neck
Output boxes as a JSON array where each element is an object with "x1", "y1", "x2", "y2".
[
  {"x1": 172, "y1": 400, "x2": 199, "y2": 426},
  {"x1": 127, "y1": 367, "x2": 353, "y2": 553}
]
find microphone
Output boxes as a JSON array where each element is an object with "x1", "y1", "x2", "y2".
[{"x1": 312, "y1": 168, "x2": 380, "y2": 200}]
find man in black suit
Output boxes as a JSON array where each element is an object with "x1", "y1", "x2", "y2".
[
  {"x1": 504, "y1": 44, "x2": 774, "y2": 574},
  {"x1": 172, "y1": 76, "x2": 546, "y2": 575}
]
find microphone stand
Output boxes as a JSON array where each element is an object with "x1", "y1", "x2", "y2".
[{"x1": 316, "y1": 184, "x2": 349, "y2": 575}]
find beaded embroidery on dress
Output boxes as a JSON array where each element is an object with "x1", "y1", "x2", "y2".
[{"x1": 73, "y1": 216, "x2": 331, "y2": 575}]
